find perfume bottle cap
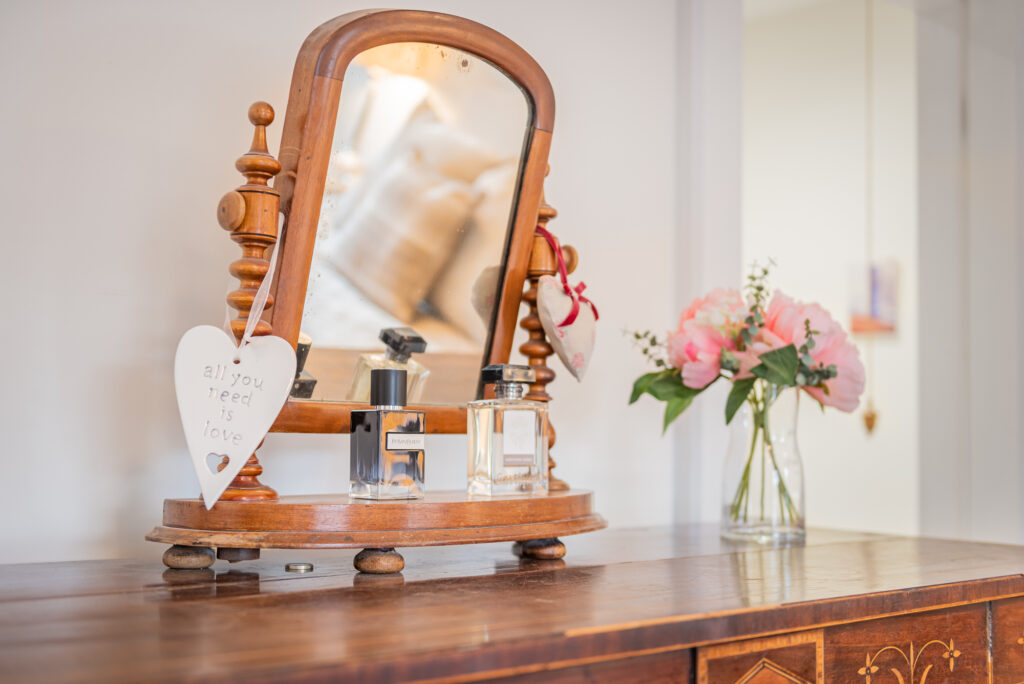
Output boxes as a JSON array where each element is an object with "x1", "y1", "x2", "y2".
[
  {"x1": 380, "y1": 327, "x2": 427, "y2": 362},
  {"x1": 370, "y1": 368, "x2": 407, "y2": 407},
  {"x1": 481, "y1": 364, "x2": 535, "y2": 385}
]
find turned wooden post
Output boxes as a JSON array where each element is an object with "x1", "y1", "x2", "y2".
[
  {"x1": 214, "y1": 101, "x2": 282, "y2": 501},
  {"x1": 518, "y1": 192, "x2": 578, "y2": 493}
]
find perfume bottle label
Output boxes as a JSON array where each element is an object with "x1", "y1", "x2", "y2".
[
  {"x1": 502, "y1": 410, "x2": 537, "y2": 467},
  {"x1": 385, "y1": 431, "x2": 425, "y2": 451}
]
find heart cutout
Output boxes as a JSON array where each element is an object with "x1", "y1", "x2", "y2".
[
  {"x1": 205, "y1": 453, "x2": 225, "y2": 477},
  {"x1": 175, "y1": 325, "x2": 296, "y2": 509},
  {"x1": 536, "y1": 275, "x2": 596, "y2": 381}
]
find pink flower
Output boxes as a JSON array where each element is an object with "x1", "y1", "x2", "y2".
[
  {"x1": 679, "y1": 288, "x2": 747, "y2": 339},
  {"x1": 667, "y1": 289, "x2": 746, "y2": 389},
  {"x1": 762, "y1": 292, "x2": 865, "y2": 411},
  {"x1": 733, "y1": 340, "x2": 777, "y2": 380}
]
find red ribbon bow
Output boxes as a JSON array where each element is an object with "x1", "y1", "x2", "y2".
[{"x1": 535, "y1": 225, "x2": 599, "y2": 327}]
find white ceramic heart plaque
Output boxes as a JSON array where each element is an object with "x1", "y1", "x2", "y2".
[
  {"x1": 174, "y1": 325, "x2": 296, "y2": 509},
  {"x1": 537, "y1": 275, "x2": 597, "y2": 381}
]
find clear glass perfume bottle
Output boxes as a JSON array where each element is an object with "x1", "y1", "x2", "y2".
[
  {"x1": 468, "y1": 364, "x2": 548, "y2": 497},
  {"x1": 348, "y1": 327, "x2": 429, "y2": 403},
  {"x1": 350, "y1": 368, "x2": 426, "y2": 500}
]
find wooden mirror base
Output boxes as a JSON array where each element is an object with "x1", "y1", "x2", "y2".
[{"x1": 147, "y1": 490, "x2": 605, "y2": 574}]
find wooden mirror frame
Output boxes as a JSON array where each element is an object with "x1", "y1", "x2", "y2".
[
  {"x1": 148, "y1": 9, "x2": 603, "y2": 566},
  {"x1": 267, "y1": 10, "x2": 555, "y2": 435}
]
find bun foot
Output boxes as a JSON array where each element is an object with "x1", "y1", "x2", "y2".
[
  {"x1": 513, "y1": 538, "x2": 566, "y2": 560},
  {"x1": 354, "y1": 548, "x2": 404, "y2": 574},
  {"x1": 162, "y1": 545, "x2": 215, "y2": 569}
]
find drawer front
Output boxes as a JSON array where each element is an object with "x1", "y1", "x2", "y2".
[
  {"x1": 490, "y1": 649, "x2": 693, "y2": 683},
  {"x1": 698, "y1": 631, "x2": 823, "y2": 683},
  {"x1": 992, "y1": 596, "x2": 1024, "y2": 682},
  {"x1": 825, "y1": 604, "x2": 988, "y2": 682}
]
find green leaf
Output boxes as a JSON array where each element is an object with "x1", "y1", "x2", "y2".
[
  {"x1": 725, "y1": 377, "x2": 756, "y2": 424},
  {"x1": 647, "y1": 370, "x2": 689, "y2": 401},
  {"x1": 663, "y1": 395, "x2": 694, "y2": 433},
  {"x1": 629, "y1": 371, "x2": 661, "y2": 404},
  {"x1": 751, "y1": 344, "x2": 799, "y2": 386},
  {"x1": 631, "y1": 368, "x2": 710, "y2": 433}
]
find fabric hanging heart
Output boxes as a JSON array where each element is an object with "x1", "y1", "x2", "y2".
[{"x1": 534, "y1": 226, "x2": 598, "y2": 381}]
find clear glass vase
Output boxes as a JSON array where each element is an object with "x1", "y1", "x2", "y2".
[{"x1": 721, "y1": 382, "x2": 805, "y2": 544}]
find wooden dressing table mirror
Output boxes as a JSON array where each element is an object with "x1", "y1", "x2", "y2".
[{"x1": 147, "y1": 10, "x2": 606, "y2": 573}]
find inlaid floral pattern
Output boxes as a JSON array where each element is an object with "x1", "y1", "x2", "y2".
[
  {"x1": 857, "y1": 653, "x2": 880, "y2": 682},
  {"x1": 856, "y1": 639, "x2": 959, "y2": 683}
]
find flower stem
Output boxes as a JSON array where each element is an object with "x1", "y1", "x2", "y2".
[
  {"x1": 762, "y1": 422, "x2": 801, "y2": 525},
  {"x1": 728, "y1": 382, "x2": 802, "y2": 529},
  {"x1": 729, "y1": 401, "x2": 760, "y2": 522}
]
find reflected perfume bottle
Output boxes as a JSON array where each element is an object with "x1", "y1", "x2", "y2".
[
  {"x1": 290, "y1": 331, "x2": 318, "y2": 399},
  {"x1": 468, "y1": 364, "x2": 548, "y2": 497},
  {"x1": 348, "y1": 327, "x2": 429, "y2": 403},
  {"x1": 350, "y1": 369, "x2": 426, "y2": 500}
]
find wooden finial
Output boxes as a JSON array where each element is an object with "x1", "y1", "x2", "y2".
[
  {"x1": 518, "y1": 181, "x2": 571, "y2": 491},
  {"x1": 215, "y1": 101, "x2": 283, "y2": 502},
  {"x1": 235, "y1": 102, "x2": 281, "y2": 187},
  {"x1": 520, "y1": 200, "x2": 557, "y2": 402},
  {"x1": 223, "y1": 102, "x2": 282, "y2": 342}
]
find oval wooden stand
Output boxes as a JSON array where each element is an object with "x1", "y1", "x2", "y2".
[{"x1": 147, "y1": 490, "x2": 605, "y2": 572}]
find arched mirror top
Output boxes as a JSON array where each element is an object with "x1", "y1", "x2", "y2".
[
  {"x1": 311, "y1": 11, "x2": 553, "y2": 129},
  {"x1": 268, "y1": 9, "x2": 557, "y2": 433}
]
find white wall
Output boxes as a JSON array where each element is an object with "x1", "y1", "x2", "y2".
[
  {"x1": 743, "y1": 0, "x2": 1024, "y2": 542},
  {"x1": 742, "y1": 0, "x2": 920, "y2": 534},
  {"x1": 917, "y1": 0, "x2": 1023, "y2": 543},
  {"x1": 0, "y1": 0, "x2": 680, "y2": 563},
  {"x1": 672, "y1": 0, "x2": 744, "y2": 524}
]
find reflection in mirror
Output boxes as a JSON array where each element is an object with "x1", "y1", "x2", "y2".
[{"x1": 296, "y1": 42, "x2": 531, "y2": 405}]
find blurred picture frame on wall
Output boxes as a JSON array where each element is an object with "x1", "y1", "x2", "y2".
[{"x1": 849, "y1": 260, "x2": 899, "y2": 336}]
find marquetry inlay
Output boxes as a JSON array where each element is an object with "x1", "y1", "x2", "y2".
[
  {"x1": 698, "y1": 631, "x2": 824, "y2": 684},
  {"x1": 856, "y1": 639, "x2": 960, "y2": 683},
  {"x1": 735, "y1": 657, "x2": 811, "y2": 684}
]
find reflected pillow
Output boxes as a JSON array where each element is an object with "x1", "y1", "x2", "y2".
[
  {"x1": 357, "y1": 65, "x2": 432, "y2": 167},
  {"x1": 396, "y1": 117, "x2": 504, "y2": 184},
  {"x1": 325, "y1": 151, "x2": 475, "y2": 321},
  {"x1": 428, "y1": 163, "x2": 519, "y2": 342}
]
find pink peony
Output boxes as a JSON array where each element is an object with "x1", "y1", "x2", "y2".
[
  {"x1": 761, "y1": 292, "x2": 866, "y2": 411},
  {"x1": 667, "y1": 288, "x2": 746, "y2": 389},
  {"x1": 733, "y1": 340, "x2": 777, "y2": 380}
]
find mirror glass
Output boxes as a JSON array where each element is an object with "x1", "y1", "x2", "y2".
[{"x1": 295, "y1": 42, "x2": 531, "y2": 405}]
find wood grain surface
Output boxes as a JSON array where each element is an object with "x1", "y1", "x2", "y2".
[
  {"x1": 146, "y1": 490, "x2": 607, "y2": 549},
  {"x1": 992, "y1": 595, "x2": 1024, "y2": 683},
  {"x1": 699, "y1": 631, "x2": 822, "y2": 683},
  {"x1": 5, "y1": 527, "x2": 1024, "y2": 682},
  {"x1": 825, "y1": 604, "x2": 988, "y2": 683}
]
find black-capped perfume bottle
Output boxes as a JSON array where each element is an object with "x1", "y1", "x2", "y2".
[
  {"x1": 350, "y1": 368, "x2": 425, "y2": 500},
  {"x1": 467, "y1": 364, "x2": 548, "y2": 496},
  {"x1": 290, "y1": 331, "x2": 318, "y2": 399}
]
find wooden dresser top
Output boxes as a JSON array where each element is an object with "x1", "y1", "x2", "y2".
[{"x1": 3, "y1": 526, "x2": 1023, "y2": 682}]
